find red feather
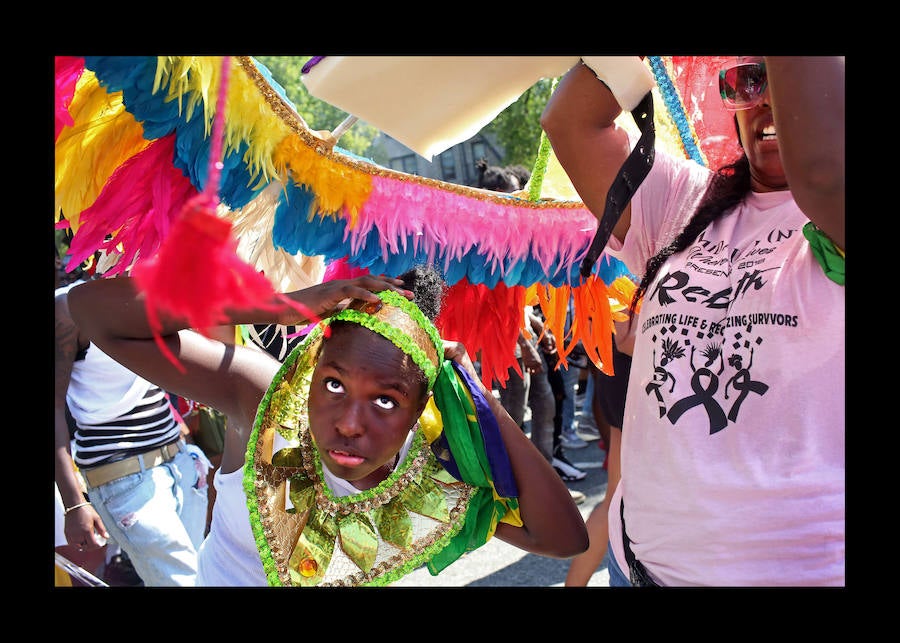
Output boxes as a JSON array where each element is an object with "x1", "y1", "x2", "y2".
[
  {"x1": 437, "y1": 279, "x2": 523, "y2": 390},
  {"x1": 132, "y1": 195, "x2": 282, "y2": 372}
]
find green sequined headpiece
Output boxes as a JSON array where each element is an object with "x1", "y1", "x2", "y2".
[{"x1": 325, "y1": 290, "x2": 443, "y2": 389}]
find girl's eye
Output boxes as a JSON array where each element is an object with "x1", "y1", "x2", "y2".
[
  {"x1": 324, "y1": 378, "x2": 344, "y2": 394},
  {"x1": 374, "y1": 396, "x2": 396, "y2": 410}
]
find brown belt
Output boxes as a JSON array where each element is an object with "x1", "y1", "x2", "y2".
[{"x1": 81, "y1": 441, "x2": 184, "y2": 488}]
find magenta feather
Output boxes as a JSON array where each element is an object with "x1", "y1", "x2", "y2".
[
  {"x1": 66, "y1": 136, "x2": 197, "y2": 275},
  {"x1": 351, "y1": 176, "x2": 596, "y2": 283},
  {"x1": 55, "y1": 56, "x2": 84, "y2": 142}
]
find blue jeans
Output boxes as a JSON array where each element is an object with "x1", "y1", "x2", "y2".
[
  {"x1": 85, "y1": 443, "x2": 209, "y2": 586},
  {"x1": 582, "y1": 372, "x2": 596, "y2": 425},
  {"x1": 559, "y1": 362, "x2": 580, "y2": 433},
  {"x1": 607, "y1": 545, "x2": 632, "y2": 587},
  {"x1": 498, "y1": 344, "x2": 555, "y2": 462}
]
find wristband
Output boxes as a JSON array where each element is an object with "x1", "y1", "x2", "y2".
[
  {"x1": 64, "y1": 501, "x2": 92, "y2": 515},
  {"x1": 580, "y1": 56, "x2": 656, "y2": 112}
]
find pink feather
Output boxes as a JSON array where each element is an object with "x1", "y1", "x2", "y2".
[
  {"x1": 55, "y1": 56, "x2": 84, "y2": 142},
  {"x1": 66, "y1": 136, "x2": 196, "y2": 276}
]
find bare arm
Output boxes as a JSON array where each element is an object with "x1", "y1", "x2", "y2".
[
  {"x1": 766, "y1": 56, "x2": 845, "y2": 249},
  {"x1": 67, "y1": 275, "x2": 410, "y2": 441},
  {"x1": 443, "y1": 341, "x2": 589, "y2": 558},
  {"x1": 541, "y1": 62, "x2": 635, "y2": 243},
  {"x1": 54, "y1": 292, "x2": 109, "y2": 549}
]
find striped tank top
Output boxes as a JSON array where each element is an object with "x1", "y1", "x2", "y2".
[{"x1": 67, "y1": 342, "x2": 181, "y2": 469}]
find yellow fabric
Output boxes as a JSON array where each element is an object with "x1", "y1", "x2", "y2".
[
  {"x1": 418, "y1": 397, "x2": 444, "y2": 444},
  {"x1": 55, "y1": 565, "x2": 73, "y2": 587}
]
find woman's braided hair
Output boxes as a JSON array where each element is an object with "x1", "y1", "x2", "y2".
[{"x1": 630, "y1": 153, "x2": 752, "y2": 314}]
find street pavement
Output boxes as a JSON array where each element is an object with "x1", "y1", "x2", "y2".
[{"x1": 392, "y1": 397, "x2": 612, "y2": 587}]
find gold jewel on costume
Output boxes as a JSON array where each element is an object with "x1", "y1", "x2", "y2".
[{"x1": 244, "y1": 288, "x2": 520, "y2": 587}]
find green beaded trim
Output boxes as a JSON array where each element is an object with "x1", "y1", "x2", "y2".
[
  {"x1": 244, "y1": 291, "x2": 488, "y2": 586},
  {"x1": 327, "y1": 290, "x2": 443, "y2": 389},
  {"x1": 243, "y1": 326, "x2": 321, "y2": 587}
]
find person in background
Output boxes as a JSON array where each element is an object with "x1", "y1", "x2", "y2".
[
  {"x1": 564, "y1": 320, "x2": 634, "y2": 585},
  {"x1": 531, "y1": 305, "x2": 589, "y2": 485},
  {"x1": 542, "y1": 56, "x2": 844, "y2": 585},
  {"x1": 545, "y1": 295, "x2": 591, "y2": 453},
  {"x1": 55, "y1": 252, "x2": 211, "y2": 586},
  {"x1": 477, "y1": 161, "x2": 587, "y2": 499}
]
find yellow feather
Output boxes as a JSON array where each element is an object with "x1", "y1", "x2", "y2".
[
  {"x1": 55, "y1": 70, "x2": 151, "y2": 230},
  {"x1": 273, "y1": 137, "x2": 372, "y2": 227},
  {"x1": 154, "y1": 56, "x2": 216, "y2": 135},
  {"x1": 226, "y1": 60, "x2": 291, "y2": 189}
]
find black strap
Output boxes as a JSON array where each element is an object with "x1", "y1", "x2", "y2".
[
  {"x1": 620, "y1": 496, "x2": 661, "y2": 587},
  {"x1": 580, "y1": 91, "x2": 656, "y2": 278}
]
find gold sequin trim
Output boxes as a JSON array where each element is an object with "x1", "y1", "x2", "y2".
[{"x1": 234, "y1": 56, "x2": 586, "y2": 210}]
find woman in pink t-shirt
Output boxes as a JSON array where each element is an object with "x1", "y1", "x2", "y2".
[{"x1": 542, "y1": 57, "x2": 844, "y2": 586}]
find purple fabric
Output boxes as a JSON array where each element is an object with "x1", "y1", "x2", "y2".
[
  {"x1": 301, "y1": 57, "x2": 326, "y2": 74},
  {"x1": 452, "y1": 362, "x2": 519, "y2": 498}
]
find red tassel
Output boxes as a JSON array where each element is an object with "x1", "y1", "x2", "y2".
[{"x1": 132, "y1": 195, "x2": 281, "y2": 372}]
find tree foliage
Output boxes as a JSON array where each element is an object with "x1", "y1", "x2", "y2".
[
  {"x1": 252, "y1": 56, "x2": 383, "y2": 160},
  {"x1": 483, "y1": 78, "x2": 555, "y2": 170}
]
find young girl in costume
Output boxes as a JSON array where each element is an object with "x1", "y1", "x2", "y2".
[
  {"x1": 542, "y1": 56, "x2": 844, "y2": 585},
  {"x1": 68, "y1": 265, "x2": 589, "y2": 586}
]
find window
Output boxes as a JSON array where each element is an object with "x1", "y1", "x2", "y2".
[
  {"x1": 440, "y1": 152, "x2": 457, "y2": 181},
  {"x1": 471, "y1": 141, "x2": 486, "y2": 163},
  {"x1": 391, "y1": 154, "x2": 418, "y2": 175}
]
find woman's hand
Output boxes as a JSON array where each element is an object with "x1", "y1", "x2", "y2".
[
  {"x1": 522, "y1": 340, "x2": 544, "y2": 374},
  {"x1": 65, "y1": 504, "x2": 109, "y2": 551},
  {"x1": 538, "y1": 330, "x2": 557, "y2": 355},
  {"x1": 277, "y1": 274, "x2": 409, "y2": 325}
]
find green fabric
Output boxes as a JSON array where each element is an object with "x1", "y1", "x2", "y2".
[
  {"x1": 425, "y1": 361, "x2": 506, "y2": 574},
  {"x1": 803, "y1": 222, "x2": 845, "y2": 286},
  {"x1": 426, "y1": 488, "x2": 493, "y2": 574},
  {"x1": 432, "y1": 360, "x2": 491, "y2": 486}
]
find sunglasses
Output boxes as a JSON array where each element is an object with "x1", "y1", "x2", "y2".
[{"x1": 719, "y1": 60, "x2": 768, "y2": 111}]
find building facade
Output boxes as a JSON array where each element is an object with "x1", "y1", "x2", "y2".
[{"x1": 373, "y1": 131, "x2": 507, "y2": 187}]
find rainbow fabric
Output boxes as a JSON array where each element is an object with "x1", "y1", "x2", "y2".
[{"x1": 54, "y1": 55, "x2": 740, "y2": 386}]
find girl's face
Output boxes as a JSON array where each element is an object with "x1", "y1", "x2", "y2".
[{"x1": 307, "y1": 324, "x2": 429, "y2": 490}]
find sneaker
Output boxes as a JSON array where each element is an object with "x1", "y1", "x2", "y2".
[
  {"x1": 552, "y1": 455, "x2": 587, "y2": 481},
  {"x1": 576, "y1": 422, "x2": 601, "y2": 441},
  {"x1": 560, "y1": 429, "x2": 589, "y2": 450},
  {"x1": 568, "y1": 488, "x2": 586, "y2": 505}
]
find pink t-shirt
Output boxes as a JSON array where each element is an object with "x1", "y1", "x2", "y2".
[{"x1": 605, "y1": 150, "x2": 845, "y2": 586}]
